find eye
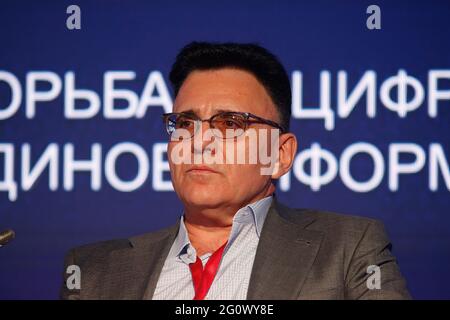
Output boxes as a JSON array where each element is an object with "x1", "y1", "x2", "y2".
[
  {"x1": 225, "y1": 120, "x2": 238, "y2": 128},
  {"x1": 176, "y1": 118, "x2": 194, "y2": 129},
  {"x1": 217, "y1": 115, "x2": 244, "y2": 130}
]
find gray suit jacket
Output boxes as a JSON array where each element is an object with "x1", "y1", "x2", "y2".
[{"x1": 61, "y1": 200, "x2": 411, "y2": 299}]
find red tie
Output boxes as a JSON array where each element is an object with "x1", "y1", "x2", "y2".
[{"x1": 189, "y1": 241, "x2": 228, "y2": 300}]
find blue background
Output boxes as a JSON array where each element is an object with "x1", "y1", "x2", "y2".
[{"x1": 0, "y1": 0, "x2": 449, "y2": 299}]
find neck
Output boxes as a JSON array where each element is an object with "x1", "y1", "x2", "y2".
[{"x1": 183, "y1": 184, "x2": 275, "y2": 256}]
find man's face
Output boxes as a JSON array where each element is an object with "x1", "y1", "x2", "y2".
[{"x1": 167, "y1": 68, "x2": 281, "y2": 210}]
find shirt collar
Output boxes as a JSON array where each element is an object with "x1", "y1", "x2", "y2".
[{"x1": 173, "y1": 195, "x2": 273, "y2": 259}]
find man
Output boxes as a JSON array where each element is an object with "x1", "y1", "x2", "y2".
[{"x1": 61, "y1": 42, "x2": 411, "y2": 300}]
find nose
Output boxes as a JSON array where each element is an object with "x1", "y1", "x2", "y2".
[{"x1": 192, "y1": 120, "x2": 217, "y2": 156}]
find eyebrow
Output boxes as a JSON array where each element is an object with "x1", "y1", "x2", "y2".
[
  {"x1": 215, "y1": 108, "x2": 239, "y2": 114},
  {"x1": 178, "y1": 107, "x2": 241, "y2": 117},
  {"x1": 179, "y1": 109, "x2": 197, "y2": 116}
]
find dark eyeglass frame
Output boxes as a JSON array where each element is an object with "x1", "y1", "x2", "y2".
[{"x1": 162, "y1": 111, "x2": 286, "y2": 139}]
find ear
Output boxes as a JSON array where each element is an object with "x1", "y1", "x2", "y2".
[{"x1": 271, "y1": 132, "x2": 298, "y2": 179}]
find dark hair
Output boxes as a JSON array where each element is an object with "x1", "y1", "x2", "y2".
[{"x1": 169, "y1": 42, "x2": 291, "y2": 131}]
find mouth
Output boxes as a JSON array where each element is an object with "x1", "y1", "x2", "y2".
[{"x1": 186, "y1": 165, "x2": 219, "y2": 174}]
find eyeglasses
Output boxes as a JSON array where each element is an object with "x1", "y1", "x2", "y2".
[{"x1": 162, "y1": 111, "x2": 286, "y2": 139}]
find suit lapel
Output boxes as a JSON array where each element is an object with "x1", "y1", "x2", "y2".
[
  {"x1": 99, "y1": 221, "x2": 179, "y2": 300},
  {"x1": 247, "y1": 201, "x2": 323, "y2": 299}
]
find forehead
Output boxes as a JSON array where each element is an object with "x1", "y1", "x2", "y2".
[{"x1": 173, "y1": 68, "x2": 277, "y2": 118}]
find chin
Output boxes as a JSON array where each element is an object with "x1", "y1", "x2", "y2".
[{"x1": 179, "y1": 188, "x2": 226, "y2": 208}]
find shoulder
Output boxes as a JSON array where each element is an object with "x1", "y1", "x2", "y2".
[
  {"x1": 273, "y1": 202, "x2": 394, "y2": 267},
  {"x1": 278, "y1": 201, "x2": 379, "y2": 226},
  {"x1": 274, "y1": 201, "x2": 387, "y2": 243},
  {"x1": 60, "y1": 222, "x2": 179, "y2": 299},
  {"x1": 66, "y1": 222, "x2": 178, "y2": 264}
]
